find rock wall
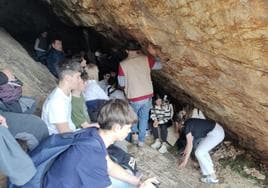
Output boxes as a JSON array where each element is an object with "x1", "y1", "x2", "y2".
[
  {"x1": 0, "y1": 28, "x2": 56, "y2": 113},
  {"x1": 46, "y1": 0, "x2": 268, "y2": 163}
]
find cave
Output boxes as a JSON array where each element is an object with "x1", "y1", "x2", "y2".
[{"x1": 0, "y1": 0, "x2": 268, "y2": 187}]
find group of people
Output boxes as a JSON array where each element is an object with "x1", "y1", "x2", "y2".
[{"x1": 0, "y1": 37, "x2": 226, "y2": 187}]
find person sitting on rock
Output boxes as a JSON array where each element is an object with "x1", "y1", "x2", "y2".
[
  {"x1": 83, "y1": 63, "x2": 109, "y2": 122},
  {"x1": 42, "y1": 59, "x2": 82, "y2": 135},
  {"x1": 150, "y1": 94, "x2": 173, "y2": 154},
  {"x1": 0, "y1": 69, "x2": 36, "y2": 114},
  {"x1": 177, "y1": 118, "x2": 225, "y2": 184},
  {"x1": 46, "y1": 38, "x2": 65, "y2": 78},
  {"x1": 34, "y1": 31, "x2": 48, "y2": 65},
  {"x1": 71, "y1": 71, "x2": 99, "y2": 129},
  {"x1": 44, "y1": 99, "x2": 159, "y2": 188}
]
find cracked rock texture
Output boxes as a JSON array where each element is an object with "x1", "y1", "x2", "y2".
[
  {"x1": 45, "y1": 0, "x2": 268, "y2": 163},
  {"x1": 0, "y1": 28, "x2": 56, "y2": 113}
]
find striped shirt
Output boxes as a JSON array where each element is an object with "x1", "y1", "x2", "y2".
[{"x1": 150, "y1": 103, "x2": 173, "y2": 124}]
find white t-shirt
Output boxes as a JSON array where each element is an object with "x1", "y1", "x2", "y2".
[
  {"x1": 83, "y1": 80, "x2": 109, "y2": 101},
  {"x1": 42, "y1": 87, "x2": 76, "y2": 135}
]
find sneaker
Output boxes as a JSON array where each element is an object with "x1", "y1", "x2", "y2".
[
  {"x1": 131, "y1": 134, "x2": 138, "y2": 145},
  {"x1": 200, "y1": 175, "x2": 219, "y2": 184},
  {"x1": 158, "y1": 142, "x2": 168, "y2": 154},
  {"x1": 138, "y1": 141, "x2": 144, "y2": 147},
  {"x1": 151, "y1": 139, "x2": 161, "y2": 149}
]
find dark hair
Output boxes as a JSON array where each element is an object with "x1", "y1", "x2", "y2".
[
  {"x1": 125, "y1": 40, "x2": 141, "y2": 51},
  {"x1": 97, "y1": 99, "x2": 137, "y2": 130},
  {"x1": 80, "y1": 71, "x2": 89, "y2": 81},
  {"x1": 108, "y1": 76, "x2": 117, "y2": 87}
]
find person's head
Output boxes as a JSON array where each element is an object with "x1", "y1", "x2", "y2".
[
  {"x1": 84, "y1": 63, "x2": 99, "y2": 81},
  {"x1": 41, "y1": 31, "x2": 48, "y2": 38},
  {"x1": 58, "y1": 59, "x2": 82, "y2": 90},
  {"x1": 52, "y1": 39, "x2": 63, "y2": 51},
  {"x1": 103, "y1": 73, "x2": 110, "y2": 81},
  {"x1": 107, "y1": 76, "x2": 118, "y2": 88},
  {"x1": 154, "y1": 94, "x2": 162, "y2": 107},
  {"x1": 97, "y1": 99, "x2": 137, "y2": 141},
  {"x1": 125, "y1": 40, "x2": 141, "y2": 52}
]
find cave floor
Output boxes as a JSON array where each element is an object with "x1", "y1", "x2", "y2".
[{"x1": 127, "y1": 131, "x2": 263, "y2": 188}]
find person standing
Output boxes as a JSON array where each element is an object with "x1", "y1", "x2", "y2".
[{"x1": 118, "y1": 41, "x2": 164, "y2": 146}]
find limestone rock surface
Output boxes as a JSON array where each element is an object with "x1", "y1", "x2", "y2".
[
  {"x1": 0, "y1": 28, "x2": 56, "y2": 112},
  {"x1": 47, "y1": 0, "x2": 268, "y2": 163}
]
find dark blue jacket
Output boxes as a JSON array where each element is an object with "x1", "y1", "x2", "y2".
[{"x1": 46, "y1": 48, "x2": 64, "y2": 78}]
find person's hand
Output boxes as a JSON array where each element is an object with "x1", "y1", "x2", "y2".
[
  {"x1": 139, "y1": 177, "x2": 160, "y2": 188},
  {"x1": 178, "y1": 159, "x2": 188, "y2": 169},
  {"x1": 2, "y1": 68, "x2": 15, "y2": 81},
  {"x1": 153, "y1": 120, "x2": 159, "y2": 128},
  {"x1": 0, "y1": 115, "x2": 8, "y2": 128},
  {"x1": 180, "y1": 149, "x2": 186, "y2": 157}
]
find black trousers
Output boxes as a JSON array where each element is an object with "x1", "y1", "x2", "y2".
[{"x1": 151, "y1": 123, "x2": 168, "y2": 142}]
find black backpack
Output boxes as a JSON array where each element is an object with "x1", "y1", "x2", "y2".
[{"x1": 108, "y1": 144, "x2": 137, "y2": 175}]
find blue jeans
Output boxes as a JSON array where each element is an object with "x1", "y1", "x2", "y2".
[{"x1": 130, "y1": 98, "x2": 151, "y2": 142}]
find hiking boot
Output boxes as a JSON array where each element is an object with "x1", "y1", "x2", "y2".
[
  {"x1": 158, "y1": 142, "x2": 168, "y2": 154},
  {"x1": 200, "y1": 175, "x2": 219, "y2": 184},
  {"x1": 138, "y1": 141, "x2": 144, "y2": 147},
  {"x1": 131, "y1": 134, "x2": 138, "y2": 145},
  {"x1": 151, "y1": 139, "x2": 161, "y2": 149}
]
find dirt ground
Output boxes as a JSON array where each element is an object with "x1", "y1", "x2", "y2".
[{"x1": 127, "y1": 133, "x2": 264, "y2": 188}]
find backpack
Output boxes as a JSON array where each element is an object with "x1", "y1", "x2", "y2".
[
  {"x1": 8, "y1": 129, "x2": 99, "y2": 188},
  {"x1": 107, "y1": 144, "x2": 137, "y2": 175}
]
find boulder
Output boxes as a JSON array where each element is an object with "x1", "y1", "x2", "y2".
[
  {"x1": 0, "y1": 28, "x2": 56, "y2": 113},
  {"x1": 45, "y1": 0, "x2": 268, "y2": 163}
]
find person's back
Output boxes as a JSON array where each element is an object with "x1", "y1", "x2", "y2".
[
  {"x1": 120, "y1": 54, "x2": 153, "y2": 100},
  {"x1": 44, "y1": 128, "x2": 111, "y2": 188}
]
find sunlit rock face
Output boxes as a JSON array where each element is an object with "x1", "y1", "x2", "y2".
[
  {"x1": 46, "y1": 0, "x2": 268, "y2": 163},
  {"x1": 0, "y1": 28, "x2": 56, "y2": 113}
]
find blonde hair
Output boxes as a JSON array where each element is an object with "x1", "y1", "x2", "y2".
[{"x1": 85, "y1": 64, "x2": 99, "y2": 80}]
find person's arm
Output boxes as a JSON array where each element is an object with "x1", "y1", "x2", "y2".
[
  {"x1": 117, "y1": 64, "x2": 125, "y2": 89},
  {"x1": 34, "y1": 38, "x2": 45, "y2": 52},
  {"x1": 178, "y1": 132, "x2": 193, "y2": 168},
  {"x1": 55, "y1": 123, "x2": 73, "y2": 134},
  {"x1": 107, "y1": 156, "x2": 140, "y2": 186}
]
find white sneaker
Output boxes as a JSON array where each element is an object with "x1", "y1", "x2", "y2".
[
  {"x1": 200, "y1": 175, "x2": 219, "y2": 184},
  {"x1": 158, "y1": 142, "x2": 168, "y2": 154},
  {"x1": 151, "y1": 139, "x2": 161, "y2": 149}
]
